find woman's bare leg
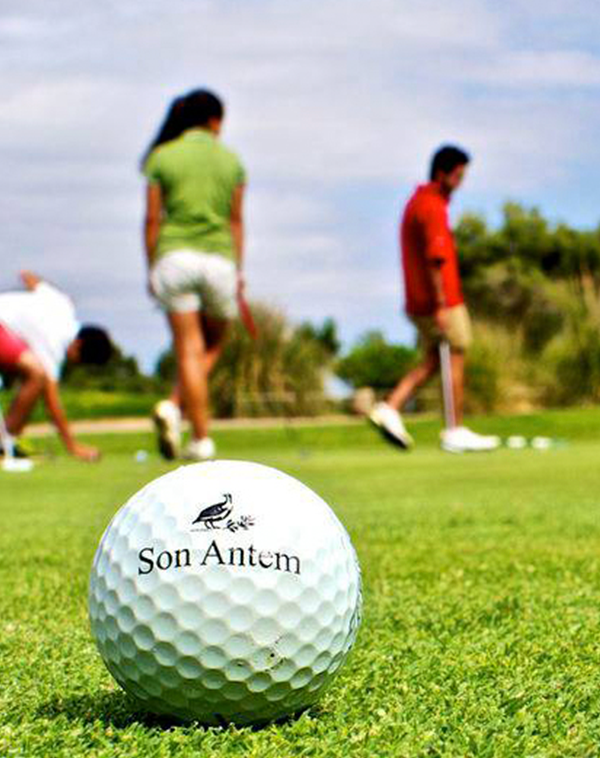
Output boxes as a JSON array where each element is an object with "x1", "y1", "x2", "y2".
[
  {"x1": 168, "y1": 311, "x2": 209, "y2": 440},
  {"x1": 170, "y1": 315, "x2": 229, "y2": 411}
]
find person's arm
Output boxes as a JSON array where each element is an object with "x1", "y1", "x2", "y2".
[
  {"x1": 422, "y1": 204, "x2": 451, "y2": 333},
  {"x1": 20, "y1": 271, "x2": 43, "y2": 291},
  {"x1": 43, "y1": 379, "x2": 100, "y2": 461},
  {"x1": 144, "y1": 183, "x2": 163, "y2": 286},
  {"x1": 230, "y1": 184, "x2": 245, "y2": 292},
  {"x1": 428, "y1": 263, "x2": 449, "y2": 332}
]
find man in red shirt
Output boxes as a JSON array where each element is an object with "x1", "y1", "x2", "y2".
[{"x1": 370, "y1": 145, "x2": 499, "y2": 453}]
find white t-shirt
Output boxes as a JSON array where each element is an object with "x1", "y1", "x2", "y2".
[{"x1": 0, "y1": 283, "x2": 80, "y2": 380}]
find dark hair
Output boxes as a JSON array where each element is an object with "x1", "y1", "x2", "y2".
[
  {"x1": 76, "y1": 325, "x2": 113, "y2": 365},
  {"x1": 141, "y1": 89, "x2": 224, "y2": 168},
  {"x1": 430, "y1": 145, "x2": 470, "y2": 180}
]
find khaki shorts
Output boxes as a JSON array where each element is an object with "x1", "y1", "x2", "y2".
[
  {"x1": 150, "y1": 250, "x2": 237, "y2": 319},
  {"x1": 410, "y1": 303, "x2": 472, "y2": 352}
]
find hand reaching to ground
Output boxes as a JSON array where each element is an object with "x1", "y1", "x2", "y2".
[{"x1": 70, "y1": 442, "x2": 101, "y2": 462}]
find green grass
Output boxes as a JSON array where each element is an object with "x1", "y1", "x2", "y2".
[
  {"x1": 0, "y1": 389, "x2": 163, "y2": 421},
  {"x1": 3, "y1": 409, "x2": 600, "y2": 757}
]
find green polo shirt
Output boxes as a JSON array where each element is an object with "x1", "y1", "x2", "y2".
[{"x1": 144, "y1": 129, "x2": 246, "y2": 261}]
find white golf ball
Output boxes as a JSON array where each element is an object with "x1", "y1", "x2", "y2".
[
  {"x1": 506, "y1": 435, "x2": 527, "y2": 449},
  {"x1": 88, "y1": 460, "x2": 362, "y2": 726},
  {"x1": 531, "y1": 436, "x2": 552, "y2": 450}
]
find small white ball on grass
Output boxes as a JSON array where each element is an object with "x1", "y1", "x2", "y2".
[
  {"x1": 531, "y1": 436, "x2": 552, "y2": 450},
  {"x1": 506, "y1": 436, "x2": 527, "y2": 449}
]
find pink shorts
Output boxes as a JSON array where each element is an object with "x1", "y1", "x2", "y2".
[{"x1": 0, "y1": 323, "x2": 28, "y2": 369}]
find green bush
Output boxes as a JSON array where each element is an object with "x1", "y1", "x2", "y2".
[
  {"x1": 544, "y1": 312, "x2": 600, "y2": 406},
  {"x1": 62, "y1": 343, "x2": 159, "y2": 393},
  {"x1": 464, "y1": 340, "x2": 501, "y2": 414},
  {"x1": 455, "y1": 202, "x2": 600, "y2": 410},
  {"x1": 336, "y1": 331, "x2": 417, "y2": 391},
  {"x1": 156, "y1": 303, "x2": 333, "y2": 418}
]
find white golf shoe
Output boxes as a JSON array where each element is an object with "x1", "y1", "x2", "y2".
[
  {"x1": 184, "y1": 437, "x2": 216, "y2": 461},
  {"x1": 152, "y1": 400, "x2": 182, "y2": 460},
  {"x1": 441, "y1": 426, "x2": 501, "y2": 454},
  {"x1": 369, "y1": 402, "x2": 414, "y2": 450}
]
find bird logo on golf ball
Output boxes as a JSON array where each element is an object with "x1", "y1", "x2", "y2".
[
  {"x1": 88, "y1": 461, "x2": 362, "y2": 727},
  {"x1": 191, "y1": 493, "x2": 255, "y2": 532},
  {"x1": 193, "y1": 493, "x2": 233, "y2": 527}
]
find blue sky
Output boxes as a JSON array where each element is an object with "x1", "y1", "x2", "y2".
[{"x1": 1, "y1": 0, "x2": 600, "y2": 370}]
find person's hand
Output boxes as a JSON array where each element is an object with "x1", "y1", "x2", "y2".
[
  {"x1": 434, "y1": 305, "x2": 449, "y2": 335},
  {"x1": 20, "y1": 270, "x2": 42, "y2": 290},
  {"x1": 236, "y1": 269, "x2": 246, "y2": 298},
  {"x1": 70, "y1": 442, "x2": 101, "y2": 462},
  {"x1": 236, "y1": 272, "x2": 258, "y2": 339}
]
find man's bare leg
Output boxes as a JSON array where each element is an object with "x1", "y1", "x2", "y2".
[
  {"x1": 369, "y1": 347, "x2": 440, "y2": 449},
  {"x1": 168, "y1": 311, "x2": 209, "y2": 441},
  {"x1": 5, "y1": 352, "x2": 45, "y2": 436},
  {"x1": 386, "y1": 347, "x2": 439, "y2": 411}
]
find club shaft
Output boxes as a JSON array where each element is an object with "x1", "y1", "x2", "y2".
[{"x1": 439, "y1": 340, "x2": 456, "y2": 430}]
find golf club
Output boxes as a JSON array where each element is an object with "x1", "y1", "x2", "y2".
[{"x1": 439, "y1": 339, "x2": 456, "y2": 430}]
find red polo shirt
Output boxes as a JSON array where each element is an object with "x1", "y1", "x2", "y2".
[{"x1": 400, "y1": 182, "x2": 464, "y2": 317}]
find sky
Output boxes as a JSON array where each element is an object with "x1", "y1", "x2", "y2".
[{"x1": 1, "y1": 0, "x2": 600, "y2": 371}]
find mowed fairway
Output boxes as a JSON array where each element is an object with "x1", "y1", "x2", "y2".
[{"x1": 3, "y1": 409, "x2": 600, "y2": 757}]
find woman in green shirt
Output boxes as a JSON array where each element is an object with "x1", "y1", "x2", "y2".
[{"x1": 142, "y1": 89, "x2": 246, "y2": 461}]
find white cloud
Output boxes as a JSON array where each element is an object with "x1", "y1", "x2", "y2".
[
  {"x1": 471, "y1": 50, "x2": 600, "y2": 88},
  {"x1": 1, "y1": 0, "x2": 600, "y2": 369}
]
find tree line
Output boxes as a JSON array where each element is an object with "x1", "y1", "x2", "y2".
[{"x1": 61, "y1": 202, "x2": 600, "y2": 414}]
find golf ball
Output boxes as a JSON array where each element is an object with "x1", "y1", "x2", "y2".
[
  {"x1": 89, "y1": 460, "x2": 362, "y2": 726},
  {"x1": 531, "y1": 436, "x2": 552, "y2": 450}
]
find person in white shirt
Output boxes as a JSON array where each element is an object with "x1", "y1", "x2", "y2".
[{"x1": 0, "y1": 271, "x2": 112, "y2": 461}]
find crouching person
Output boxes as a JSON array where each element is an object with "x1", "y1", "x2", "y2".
[{"x1": 0, "y1": 271, "x2": 112, "y2": 461}]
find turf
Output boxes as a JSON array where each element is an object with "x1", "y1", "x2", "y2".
[
  {"x1": 3, "y1": 409, "x2": 600, "y2": 757},
  {"x1": 1, "y1": 388, "x2": 163, "y2": 421}
]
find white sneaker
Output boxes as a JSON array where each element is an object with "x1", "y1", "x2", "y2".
[
  {"x1": 369, "y1": 402, "x2": 414, "y2": 449},
  {"x1": 184, "y1": 437, "x2": 216, "y2": 461},
  {"x1": 152, "y1": 400, "x2": 182, "y2": 460},
  {"x1": 441, "y1": 426, "x2": 501, "y2": 454}
]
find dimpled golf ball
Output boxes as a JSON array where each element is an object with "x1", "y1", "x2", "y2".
[{"x1": 89, "y1": 460, "x2": 362, "y2": 726}]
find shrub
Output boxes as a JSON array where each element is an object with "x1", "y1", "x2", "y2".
[
  {"x1": 156, "y1": 303, "x2": 333, "y2": 418},
  {"x1": 335, "y1": 332, "x2": 417, "y2": 391},
  {"x1": 543, "y1": 311, "x2": 600, "y2": 406}
]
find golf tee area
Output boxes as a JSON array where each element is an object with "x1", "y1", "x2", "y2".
[{"x1": 2, "y1": 406, "x2": 600, "y2": 757}]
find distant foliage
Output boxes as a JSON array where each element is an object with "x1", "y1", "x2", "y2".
[
  {"x1": 457, "y1": 203, "x2": 600, "y2": 313},
  {"x1": 545, "y1": 306, "x2": 600, "y2": 406},
  {"x1": 61, "y1": 343, "x2": 156, "y2": 393},
  {"x1": 336, "y1": 331, "x2": 417, "y2": 391},
  {"x1": 156, "y1": 305, "x2": 334, "y2": 418},
  {"x1": 455, "y1": 203, "x2": 600, "y2": 409},
  {"x1": 295, "y1": 317, "x2": 341, "y2": 358}
]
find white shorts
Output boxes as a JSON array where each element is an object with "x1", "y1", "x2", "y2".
[{"x1": 150, "y1": 250, "x2": 237, "y2": 319}]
